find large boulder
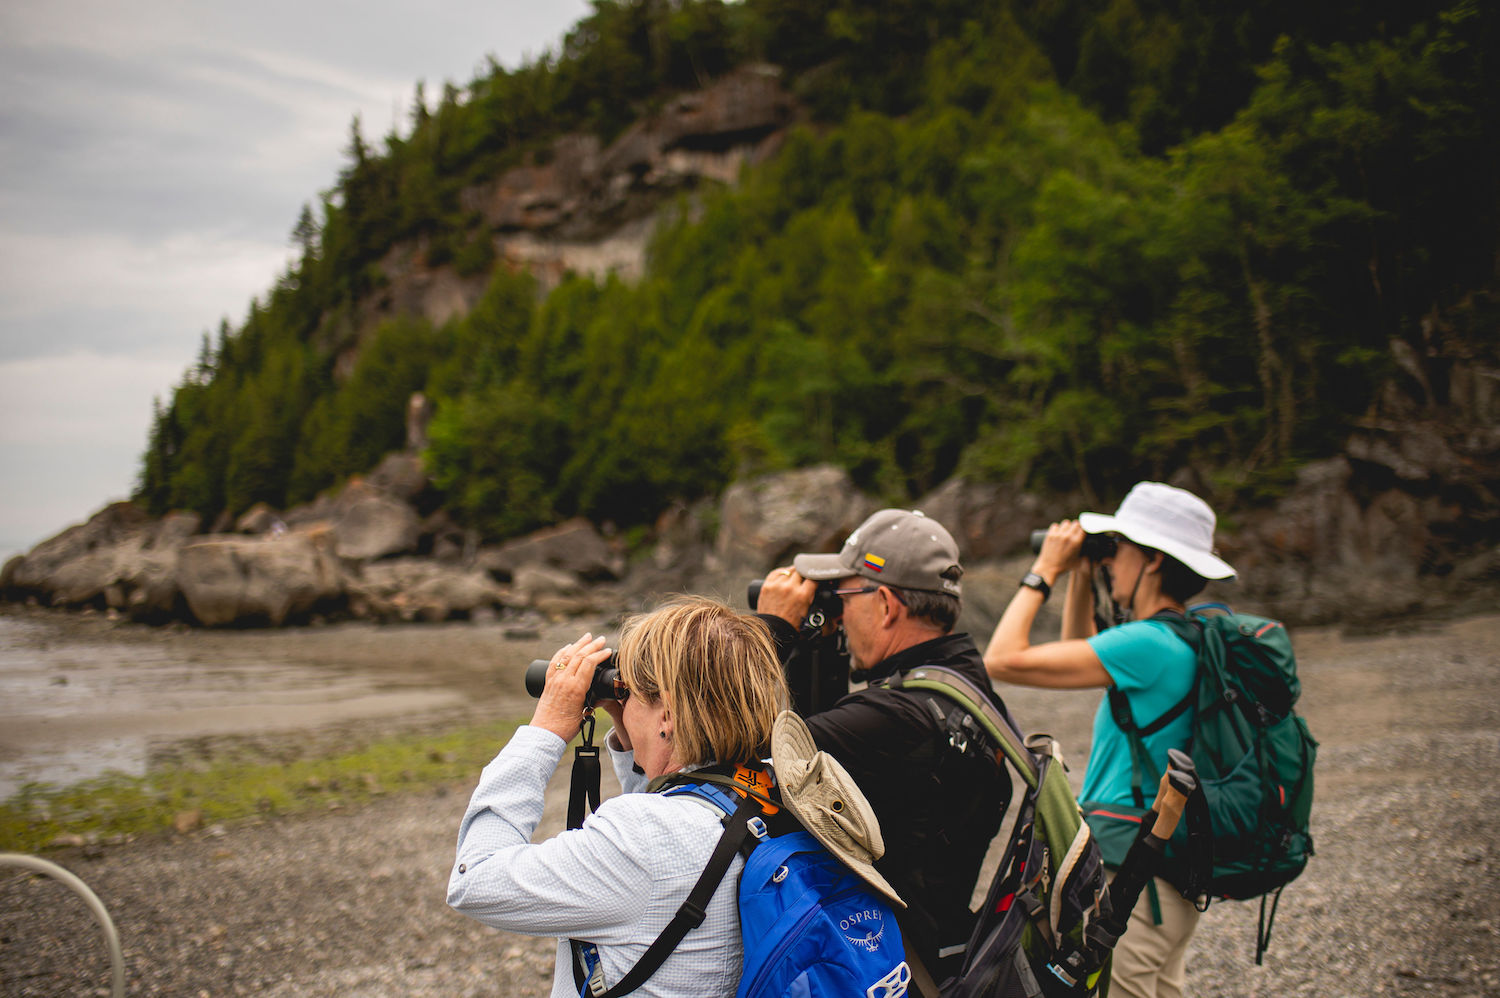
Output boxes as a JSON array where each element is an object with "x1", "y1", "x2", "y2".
[
  {"x1": 329, "y1": 486, "x2": 421, "y2": 561},
  {"x1": 715, "y1": 466, "x2": 876, "y2": 575},
  {"x1": 2, "y1": 505, "x2": 200, "y2": 618},
  {"x1": 3, "y1": 502, "x2": 152, "y2": 596},
  {"x1": 234, "y1": 502, "x2": 284, "y2": 535},
  {"x1": 913, "y1": 479, "x2": 1057, "y2": 562},
  {"x1": 177, "y1": 535, "x2": 345, "y2": 627},
  {"x1": 365, "y1": 452, "x2": 431, "y2": 504},
  {"x1": 346, "y1": 558, "x2": 505, "y2": 622},
  {"x1": 477, "y1": 518, "x2": 623, "y2": 582},
  {"x1": 1222, "y1": 457, "x2": 1451, "y2": 624}
]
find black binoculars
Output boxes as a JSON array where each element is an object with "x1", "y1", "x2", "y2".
[
  {"x1": 1029, "y1": 529, "x2": 1118, "y2": 562},
  {"x1": 524, "y1": 653, "x2": 627, "y2": 706},
  {"x1": 745, "y1": 578, "x2": 844, "y2": 631},
  {"x1": 523, "y1": 578, "x2": 853, "y2": 716}
]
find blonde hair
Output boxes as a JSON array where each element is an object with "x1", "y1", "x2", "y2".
[{"x1": 615, "y1": 595, "x2": 789, "y2": 767}]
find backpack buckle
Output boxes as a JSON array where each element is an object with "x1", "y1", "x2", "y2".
[{"x1": 746, "y1": 816, "x2": 769, "y2": 841}]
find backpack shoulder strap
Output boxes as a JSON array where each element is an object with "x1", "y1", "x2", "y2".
[
  {"x1": 572, "y1": 781, "x2": 765, "y2": 997},
  {"x1": 890, "y1": 664, "x2": 1039, "y2": 790},
  {"x1": 898, "y1": 668, "x2": 1091, "y2": 906},
  {"x1": 656, "y1": 763, "x2": 782, "y2": 815},
  {"x1": 1105, "y1": 611, "x2": 1202, "y2": 806}
]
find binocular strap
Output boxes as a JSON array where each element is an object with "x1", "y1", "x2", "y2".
[{"x1": 568, "y1": 712, "x2": 602, "y2": 831}]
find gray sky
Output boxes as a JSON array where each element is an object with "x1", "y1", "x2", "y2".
[{"x1": 0, "y1": 0, "x2": 591, "y2": 557}]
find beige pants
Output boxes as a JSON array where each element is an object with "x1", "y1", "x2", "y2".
[{"x1": 1107, "y1": 876, "x2": 1201, "y2": 998}]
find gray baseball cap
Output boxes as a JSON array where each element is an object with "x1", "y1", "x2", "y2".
[{"x1": 793, "y1": 509, "x2": 963, "y2": 596}]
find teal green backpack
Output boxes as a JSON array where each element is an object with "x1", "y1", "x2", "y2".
[{"x1": 1081, "y1": 604, "x2": 1317, "y2": 964}]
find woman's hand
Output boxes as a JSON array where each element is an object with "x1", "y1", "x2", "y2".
[
  {"x1": 530, "y1": 633, "x2": 613, "y2": 743},
  {"x1": 1034, "y1": 520, "x2": 1086, "y2": 583}
]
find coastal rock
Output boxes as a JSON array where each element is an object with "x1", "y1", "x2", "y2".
[
  {"x1": 477, "y1": 518, "x2": 622, "y2": 582},
  {"x1": 511, "y1": 563, "x2": 584, "y2": 599},
  {"x1": 346, "y1": 558, "x2": 505, "y2": 622},
  {"x1": 365, "y1": 452, "x2": 431, "y2": 505},
  {"x1": 235, "y1": 503, "x2": 283, "y2": 535},
  {"x1": 1, "y1": 506, "x2": 200, "y2": 618},
  {"x1": 913, "y1": 479, "x2": 1055, "y2": 562},
  {"x1": 177, "y1": 535, "x2": 344, "y2": 627},
  {"x1": 3, "y1": 501, "x2": 151, "y2": 597},
  {"x1": 715, "y1": 465, "x2": 875, "y2": 574},
  {"x1": 330, "y1": 488, "x2": 421, "y2": 562}
]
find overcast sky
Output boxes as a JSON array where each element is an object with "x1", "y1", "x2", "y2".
[{"x1": 0, "y1": 0, "x2": 591, "y2": 558}]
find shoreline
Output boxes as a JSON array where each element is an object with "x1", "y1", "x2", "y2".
[
  {"x1": 0, "y1": 601, "x2": 607, "y2": 799},
  {"x1": 2, "y1": 608, "x2": 1498, "y2": 994}
]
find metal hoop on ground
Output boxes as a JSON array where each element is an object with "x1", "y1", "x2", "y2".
[{"x1": 1, "y1": 852, "x2": 125, "y2": 998}]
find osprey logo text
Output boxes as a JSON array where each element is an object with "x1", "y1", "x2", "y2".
[
  {"x1": 841, "y1": 908, "x2": 886, "y2": 952},
  {"x1": 866, "y1": 960, "x2": 911, "y2": 998}
]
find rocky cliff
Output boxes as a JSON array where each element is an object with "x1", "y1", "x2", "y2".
[{"x1": 334, "y1": 64, "x2": 795, "y2": 377}]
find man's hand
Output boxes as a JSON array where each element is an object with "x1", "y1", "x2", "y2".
[{"x1": 757, "y1": 565, "x2": 817, "y2": 628}]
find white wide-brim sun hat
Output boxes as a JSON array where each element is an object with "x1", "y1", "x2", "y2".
[{"x1": 1078, "y1": 481, "x2": 1237, "y2": 581}]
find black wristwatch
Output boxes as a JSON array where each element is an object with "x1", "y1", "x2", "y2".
[{"x1": 1019, "y1": 572, "x2": 1051, "y2": 602}]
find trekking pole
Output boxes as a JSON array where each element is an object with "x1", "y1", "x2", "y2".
[
  {"x1": 1100, "y1": 749, "x2": 1197, "y2": 923},
  {"x1": 1043, "y1": 750, "x2": 1198, "y2": 994}
]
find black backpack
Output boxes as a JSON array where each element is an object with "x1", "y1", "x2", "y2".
[
  {"x1": 1081, "y1": 604, "x2": 1318, "y2": 963},
  {"x1": 894, "y1": 666, "x2": 1113, "y2": 997}
]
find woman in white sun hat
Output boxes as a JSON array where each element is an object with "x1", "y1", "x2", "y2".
[{"x1": 983, "y1": 481, "x2": 1236, "y2": 998}]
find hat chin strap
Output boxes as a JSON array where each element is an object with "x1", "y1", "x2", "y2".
[{"x1": 1105, "y1": 562, "x2": 1147, "y2": 627}]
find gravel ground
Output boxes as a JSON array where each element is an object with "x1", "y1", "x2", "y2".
[{"x1": 3, "y1": 612, "x2": 1499, "y2": 997}]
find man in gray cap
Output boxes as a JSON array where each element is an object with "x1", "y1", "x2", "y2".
[
  {"x1": 983, "y1": 481, "x2": 1238, "y2": 998},
  {"x1": 756, "y1": 509, "x2": 1013, "y2": 987}
]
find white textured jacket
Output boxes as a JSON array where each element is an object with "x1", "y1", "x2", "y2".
[{"x1": 447, "y1": 725, "x2": 744, "y2": 997}]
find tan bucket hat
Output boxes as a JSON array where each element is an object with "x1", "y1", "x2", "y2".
[{"x1": 770, "y1": 710, "x2": 905, "y2": 909}]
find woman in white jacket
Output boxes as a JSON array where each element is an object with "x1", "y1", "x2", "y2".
[{"x1": 447, "y1": 595, "x2": 788, "y2": 997}]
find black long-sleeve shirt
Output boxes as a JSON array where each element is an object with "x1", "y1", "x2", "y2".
[{"x1": 759, "y1": 615, "x2": 1014, "y2": 980}]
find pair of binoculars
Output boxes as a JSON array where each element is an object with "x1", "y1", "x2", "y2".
[
  {"x1": 523, "y1": 654, "x2": 626, "y2": 706},
  {"x1": 1028, "y1": 529, "x2": 1117, "y2": 562}
]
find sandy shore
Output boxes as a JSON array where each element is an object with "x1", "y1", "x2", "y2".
[{"x1": 3, "y1": 608, "x2": 1498, "y2": 996}]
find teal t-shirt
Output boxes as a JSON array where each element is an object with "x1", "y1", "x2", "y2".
[{"x1": 1077, "y1": 619, "x2": 1196, "y2": 805}]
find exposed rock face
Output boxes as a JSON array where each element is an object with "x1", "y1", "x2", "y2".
[
  {"x1": 177, "y1": 535, "x2": 345, "y2": 627},
  {"x1": 349, "y1": 63, "x2": 798, "y2": 353},
  {"x1": 346, "y1": 558, "x2": 505, "y2": 623},
  {"x1": 477, "y1": 517, "x2": 623, "y2": 582},
  {"x1": 913, "y1": 479, "x2": 1059, "y2": 563},
  {"x1": 1, "y1": 505, "x2": 200, "y2": 619},
  {"x1": 330, "y1": 488, "x2": 422, "y2": 562},
  {"x1": 715, "y1": 465, "x2": 876, "y2": 576},
  {"x1": 464, "y1": 64, "x2": 793, "y2": 247}
]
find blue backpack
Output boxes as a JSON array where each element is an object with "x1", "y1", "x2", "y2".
[{"x1": 574, "y1": 765, "x2": 911, "y2": 998}]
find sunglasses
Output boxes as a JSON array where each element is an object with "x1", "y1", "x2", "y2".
[{"x1": 830, "y1": 584, "x2": 907, "y2": 607}]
